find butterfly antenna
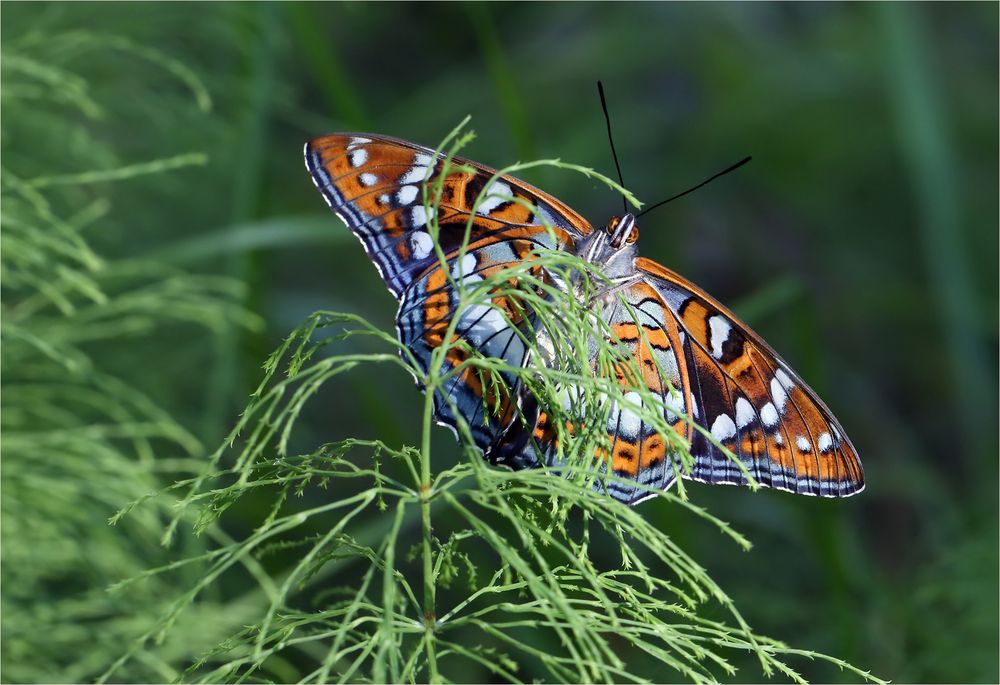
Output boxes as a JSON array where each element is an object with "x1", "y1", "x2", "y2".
[
  {"x1": 636, "y1": 156, "x2": 752, "y2": 219},
  {"x1": 597, "y1": 80, "x2": 628, "y2": 214}
]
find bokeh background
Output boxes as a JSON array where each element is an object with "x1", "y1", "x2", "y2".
[{"x1": 2, "y1": 2, "x2": 997, "y2": 683}]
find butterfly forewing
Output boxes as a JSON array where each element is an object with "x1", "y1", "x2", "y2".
[
  {"x1": 306, "y1": 134, "x2": 591, "y2": 295},
  {"x1": 636, "y1": 257, "x2": 864, "y2": 497}
]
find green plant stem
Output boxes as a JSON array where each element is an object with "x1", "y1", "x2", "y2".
[{"x1": 420, "y1": 381, "x2": 439, "y2": 683}]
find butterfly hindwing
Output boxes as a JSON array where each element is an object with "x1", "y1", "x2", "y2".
[
  {"x1": 636, "y1": 257, "x2": 864, "y2": 497},
  {"x1": 491, "y1": 280, "x2": 695, "y2": 505},
  {"x1": 396, "y1": 234, "x2": 562, "y2": 449}
]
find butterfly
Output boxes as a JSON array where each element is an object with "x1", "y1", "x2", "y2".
[{"x1": 304, "y1": 133, "x2": 865, "y2": 504}]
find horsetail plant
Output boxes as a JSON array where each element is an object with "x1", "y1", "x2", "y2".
[
  {"x1": 1, "y1": 29, "x2": 259, "y2": 683},
  {"x1": 103, "y1": 122, "x2": 884, "y2": 684}
]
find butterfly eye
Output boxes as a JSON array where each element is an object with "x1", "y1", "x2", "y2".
[
  {"x1": 605, "y1": 217, "x2": 619, "y2": 234},
  {"x1": 624, "y1": 228, "x2": 639, "y2": 245}
]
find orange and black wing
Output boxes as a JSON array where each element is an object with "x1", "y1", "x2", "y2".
[
  {"x1": 305, "y1": 133, "x2": 593, "y2": 449},
  {"x1": 486, "y1": 278, "x2": 697, "y2": 504},
  {"x1": 636, "y1": 257, "x2": 865, "y2": 498},
  {"x1": 305, "y1": 134, "x2": 591, "y2": 295}
]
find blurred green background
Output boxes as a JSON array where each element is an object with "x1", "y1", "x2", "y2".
[{"x1": 2, "y1": 2, "x2": 997, "y2": 683}]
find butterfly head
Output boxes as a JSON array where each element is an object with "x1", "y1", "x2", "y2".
[
  {"x1": 606, "y1": 213, "x2": 639, "y2": 249},
  {"x1": 578, "y1": 212, "x2": 639, "y2": 278}
]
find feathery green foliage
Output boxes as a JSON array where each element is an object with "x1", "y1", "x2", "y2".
[
  {"x1": 0, "y1": 28, "x2": 258, "y2": 683},
  {"x1": 102, "y1": 124, "x2": 883, "y2": 684}
]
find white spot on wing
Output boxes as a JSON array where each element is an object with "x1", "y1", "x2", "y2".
[
  {"x1": 619, "y1": 391, "x2": 643, "y2": 439},
  {"x1": 396, "y1": 185, "x2": 419, "y2": 205},
  {"x1": 709, "y1": 316, "x2": 732, "y2": 360},
  {"x1": 774, "y1": 432, "x2": 784, "y2": 446},
  {"x1": 350, "y1": 148, "x2": 368, "y2": 167},
  {"x1": 796, "y1": 435, "x2": 811, "y2": 452},
  {"x1": 378, "y1": 193, "x2": 390, "y2": 205},
  {"x1": 360, "y1": 172, "x2": 378, "y2": 187},
  {"x1": 410, "y1": 231, "x2": 433, "y2": 259},
  {"x1": 735, "y1": 397, "x2": 756, "y2": 429},
  {"x1": 770, "y1": 377, "x2": 789, "y2": 413},
  {"x1": 664, "y1": 390, "x2": 685, "y2": 423},
  {"x1": 411, "y1": 205, "x2": 434, "y2": 228},
  {"x1": 534, "y1": 328, "x2": 557, "y2": 366},
  {"x1": 711, "y1": 414, "x2": 737, "y2": 441},
  {"x1": 775, "y1": 368, "x2": 795, "y2": 390},
  {"x1": 608, "y1": 391, "x2": 643, "y2": 439},
  {"x1": 452, "y1": 253, "x2": 479, "y2": 283},
  {"x1": 818, "y1": 432, "x2": 833, "y2": 453},
  {"x1": 348, "y1": 136, "x2": 372, "y2": 148},
  {"x1": 476, "y1": 180, "x2": 514, "y2": 215},
  {"x1": 400, "y1": 153, "x2": 434, "y2": 184},
  {"x1": 760, "y1": 402, "x2": 779, "y2": 428}
]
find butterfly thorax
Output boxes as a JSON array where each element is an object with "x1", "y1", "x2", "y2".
[{"x1": 533, "y1": 215, "x2": 640, "y2": 368}]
